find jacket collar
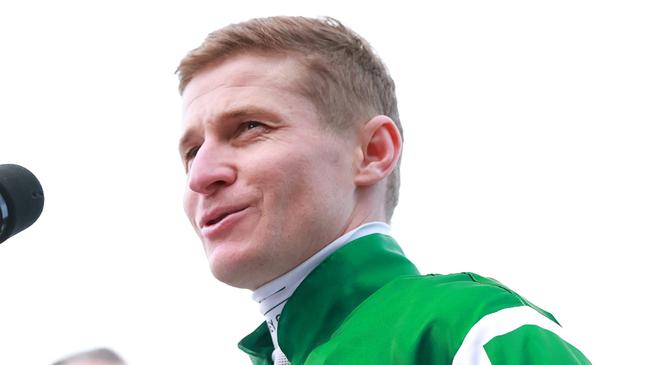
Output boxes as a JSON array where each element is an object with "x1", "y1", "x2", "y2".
[{"x1": 238, "y1": 233, "x2": 419, "y2": 364}]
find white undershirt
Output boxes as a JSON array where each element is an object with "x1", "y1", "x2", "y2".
[{"x1": 252, "y1": 221, "x2": 391, "y2": 358}]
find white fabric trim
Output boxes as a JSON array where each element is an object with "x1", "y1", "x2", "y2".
[
  {"x1": 452, "y1": 305, "x2": 565, "y2": 365},
  {"x1": 272, "y1": 347, "x2": 291, "y2": 365},
  {"x1": 252, "y1": 221, "x2": 391, "y2": 357}
]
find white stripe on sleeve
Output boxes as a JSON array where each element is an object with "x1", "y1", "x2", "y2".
[{"x1": 451, "y1": 305, "x2": 564, "y2": 365}]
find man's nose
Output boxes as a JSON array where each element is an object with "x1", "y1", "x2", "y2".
[{"x1": 187, "y1": 143, "x2": 237, "y2": 195}]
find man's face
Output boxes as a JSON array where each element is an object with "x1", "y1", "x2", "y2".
[{"x1": 180, "y1": 53, "x2": 360, "y2": 289}]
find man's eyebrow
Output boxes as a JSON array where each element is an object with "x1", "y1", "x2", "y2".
[{"x1": 222, "y1": 105, "x2": 280, "y2": 121}]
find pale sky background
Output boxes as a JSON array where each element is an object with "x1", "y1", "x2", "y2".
[{"x1": 0, "y1": 1, "x2": 647, "y2": 364}]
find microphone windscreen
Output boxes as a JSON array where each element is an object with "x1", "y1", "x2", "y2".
[{"x1": 0, "y1": 164, "x2": 44, "y2": 244}]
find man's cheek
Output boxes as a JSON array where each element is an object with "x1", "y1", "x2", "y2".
[{"x1": 183, "y1": 193, "x2": 197, "y2": 223}]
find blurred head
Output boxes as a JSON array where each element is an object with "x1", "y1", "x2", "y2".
[
  {"x1": 51, "y1": 348, "x2": 125, "y2": 365},
  {"x1": 177, "y1": 16, "x2": 403, "y2": 289}
]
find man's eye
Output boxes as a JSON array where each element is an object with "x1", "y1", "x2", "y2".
[
  {"x1": 244, "y1": 121, "x2": 262, "y2": 130},
  {"x1": 185, "y1": 146, "x2": 199, "y2": 162},
  {"x1": 236, "y1": 121, "x2": 267, "y2": 137}
]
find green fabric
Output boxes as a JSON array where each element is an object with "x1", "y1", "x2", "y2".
[
  {"x1": 280, "y1": 234, "x2": 420, "y2": 364},
  {"x1": 238, "y1": 234, "x2": 590, "y2": 364},
  {"x1": 484, "y1": 325, "x2": 591, "y2": 365},
  {"x1": 238, "y1": 322, "x2": 274, "y2": 365}
]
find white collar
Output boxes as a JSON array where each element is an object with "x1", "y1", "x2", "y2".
[{"x1": 252, "y1": 221, "x2": 391, "y2": 352}]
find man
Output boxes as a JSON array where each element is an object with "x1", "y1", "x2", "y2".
[
  {"x1": 176, "y1": 16, "x2": 590, "y2": 365},
  {"x1": 51, "y1": 348, "x2": 126, "y2": 365}
]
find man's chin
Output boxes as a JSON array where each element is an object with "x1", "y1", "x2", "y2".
[{"x1": 206, "y1": 247, "x2": 267, "y2": 289}]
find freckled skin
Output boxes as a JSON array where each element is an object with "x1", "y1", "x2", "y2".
[{"x1": 181, "y1": 53, "x2": 374, "y2": 289}]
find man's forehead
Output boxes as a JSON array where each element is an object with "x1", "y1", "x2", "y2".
[{"x1": 182, "y1": 52, "x2": 306, "y2": 111}]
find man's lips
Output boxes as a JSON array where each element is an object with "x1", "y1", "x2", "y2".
[
  {"x1": 198, "y1": 205, "x2": 251, "y2": 240},
  {"x1": 199, "y1": 204, "x2": 250, "y2": 229}
]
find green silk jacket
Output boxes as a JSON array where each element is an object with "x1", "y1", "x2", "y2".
[{"x1": 238, "y1": 234, "x2": 590, "y2": 364}]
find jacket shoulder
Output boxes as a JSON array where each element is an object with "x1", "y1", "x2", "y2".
[{"x1": 306, "y1": 272, "x2": 554, "y2": 365}]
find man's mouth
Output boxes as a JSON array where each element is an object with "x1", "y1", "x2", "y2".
[
  {"x1": 205, "y1": 207, "x2": 247, "y2": 227},
  {"x1": 199, "y1": 205, "x2": 250, "y2": 238}
]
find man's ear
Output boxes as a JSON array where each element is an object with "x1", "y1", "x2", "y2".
[{"x1": 354, "y1": 115, "x2": 402, "y2": 187}]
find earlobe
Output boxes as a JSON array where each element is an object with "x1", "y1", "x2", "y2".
[{"x1": 354, "y1": 115, "x2": 402, "y2": 187}]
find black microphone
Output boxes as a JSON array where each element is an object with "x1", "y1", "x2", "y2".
[{"x1": 0, "y1": 164, "x2": 44, "y2": 244}]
